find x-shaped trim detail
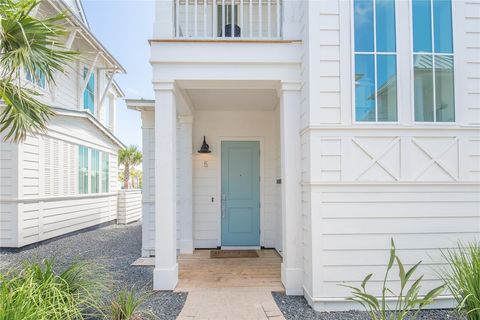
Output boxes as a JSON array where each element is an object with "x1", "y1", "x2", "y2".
[
  {"x1": 411, "y1": 137, "x2": 458, "y2": 181},
  {"x1": 352, "y1": 137, "x2": 400, "y2": 181}
]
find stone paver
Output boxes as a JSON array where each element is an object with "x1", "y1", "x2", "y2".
[
  {"x1": 175, "y1": 250, "x2": 285, "y2": 320},
  {"x1": 177, "y1": 288, "x2": 285, "y2": 320}
]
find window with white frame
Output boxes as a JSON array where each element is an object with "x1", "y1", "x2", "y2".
[
  {"x1": 78, "y1": 146, "x2": 88, "y2": 194},
  {"x1": 101, "y1": 152, "x2": 109, "y2": 193},
  {"x1": 78, "y1": 146, "x2": 109, "y2": 194},
  {"x1": 412, "y1": 0, "x2": 454, "y2": 122},
  {"x1": 353, "y1": 0, "x2": 398, "y2": 122}
]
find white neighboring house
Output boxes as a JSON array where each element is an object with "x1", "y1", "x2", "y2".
[
  {"x1": 0, "y1": 0, "x2": 126, "y2": 248},
  {"x1": 126, "y1": 0, "x2": 480, "y2": 312}
]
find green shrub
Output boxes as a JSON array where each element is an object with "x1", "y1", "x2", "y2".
[
  {"x1": 441, "y1": 241, "x2": 480, "y2": 320},
  {"x1": 107, "y1": 288, "x2": 152, "y2": 320},
  {"x1": 341, "y1": 238, "x2": 445, "y2": 320},
  {"x1": 0, "y1": 259, "x2": 104, "y2": 320}
]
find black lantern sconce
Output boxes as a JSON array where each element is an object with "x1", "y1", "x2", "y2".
[{"x1": 198, "y1": 136, "x2": 211, "y2": 153}]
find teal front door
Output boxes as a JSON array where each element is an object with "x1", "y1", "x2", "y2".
[{"x1": 221, "y1": 141, "x2": 260, "y2": 246}]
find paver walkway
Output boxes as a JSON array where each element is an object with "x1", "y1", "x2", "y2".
[{"x1": 175, "y1": 249, "x2": 285, "y2": 320}]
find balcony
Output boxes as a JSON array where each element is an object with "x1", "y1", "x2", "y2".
[{"x1": 174, "y1": 0, "x2": 282, "y2": 39}]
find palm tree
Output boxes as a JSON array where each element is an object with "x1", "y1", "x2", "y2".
[
  {"x1": 119, "y1": 145, "x2": 142, "y2": 189},
  {"x1": 0, "y1": 0, "x2": 78, "y2": 142}
]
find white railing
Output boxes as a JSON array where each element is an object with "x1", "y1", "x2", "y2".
[{"x1": 174, "y1": 0, "x2": 282, "y2": 39}]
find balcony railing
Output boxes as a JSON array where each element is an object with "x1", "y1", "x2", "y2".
[{"x1": 174, "y1": 0, "x2": 282, "y2": 39}]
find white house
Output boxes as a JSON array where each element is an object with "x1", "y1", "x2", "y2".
[
  {"x1": 0, "y1": 0, "x2": 126, "y2": 248},
  {"x1": 127, "y1": 0, "x2": 480, "y2": 312}
]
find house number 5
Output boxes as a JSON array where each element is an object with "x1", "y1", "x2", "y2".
[{"x1": 203, "y1": 161, "x2": 208, "y2": 168}]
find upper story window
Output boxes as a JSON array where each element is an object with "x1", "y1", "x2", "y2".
[
  {"x1": 354, "y1": 0, "x2": 397, "y2": 122},
  {"x1": 83, "y1": 67, "x2": 95, "y2": 114},
  {"x1": 26, "y1": 67, "x2": 46, "y2": 89},
  {"x1": 412, "y1": 0, "x2": 454, "y2": 122}
]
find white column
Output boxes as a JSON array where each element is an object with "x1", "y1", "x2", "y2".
[
  {"x1": 153, "y1": 82, "x2": 178, "y2": 290},
  {"x1": 279, "y1": 82, "x2": 303, "y2": 295},
  {"x1": 178, "y1": 116, "x2": 194, "y2": 254}
]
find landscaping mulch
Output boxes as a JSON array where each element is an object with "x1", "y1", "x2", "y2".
[
  {"x1": 0, "y1": 222, "x2": 187, "y2": 320},
  {"x1": 272, "y1": 292, "x2": 466, "y2": 320}
]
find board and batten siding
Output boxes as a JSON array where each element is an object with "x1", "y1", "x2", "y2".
[
  {"x1": 302, "y1": 0, "x2": 480, "y2": 311},
  {"x1": 0, "y1": 114, "x2": 120, "y2": 248}
]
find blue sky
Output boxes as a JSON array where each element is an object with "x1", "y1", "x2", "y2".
[{"x1": 82, "y1": 0, "x2": 155, "y2": 148}]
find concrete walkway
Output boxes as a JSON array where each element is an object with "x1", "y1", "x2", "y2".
[{"x1": 175, "y1": 250, "x2": 285, "y2": 320}]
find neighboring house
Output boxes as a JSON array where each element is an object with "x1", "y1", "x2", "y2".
[
  {"x1": 126, "y1": 0, "x2": 480, "y2": 312},
  {"x1": 0, "y1": 0, "x2": 126, "y2": 248}
]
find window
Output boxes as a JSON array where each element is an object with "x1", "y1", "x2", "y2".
[
  {"x1": 354, "y1": 0, "x2": 397, "y2": 122},
  {"x1": 91, "y1": 149, "x2": 100, "y2": 193},
  {"x1": 26, "y1": 67, "x2": 46, "y2": 89},
  {"x1": 413, "y1": 0, "x2": 454, "y2": 122},
  {"x1": 78, "y1": 146, "x2": 88, "y2": 194},
  {"x1": 83, "y1": 67, "x2": 95, "y2": 114},
  {"x1": 101, "y1": 152, "x2": 109, "y2": 193}
]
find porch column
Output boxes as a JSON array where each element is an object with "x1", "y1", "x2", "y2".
[
  {"x1": 279, "y1": 82, "x2": 303, "y2": 295},
  {"x1": 153, "y1": 82, "x2": 178, "y2": 290},
  {"x1": 178, "y1": 116, "x2": 194, "y2": 254}
]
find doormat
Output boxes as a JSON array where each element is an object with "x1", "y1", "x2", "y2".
[{"x1": 210, "y1": 250, "x2": 259, "y2": 258}]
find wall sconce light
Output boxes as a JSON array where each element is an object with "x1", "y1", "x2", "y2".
[{"x1": 198, "y1": 136, "x2": 211, "y2": 153}]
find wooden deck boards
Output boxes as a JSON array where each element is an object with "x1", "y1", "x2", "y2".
[{"x1": 175, "y1": 249, "x2": 284, "y2": 291}]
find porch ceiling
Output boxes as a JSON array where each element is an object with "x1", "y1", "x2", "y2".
[
  {"x1": 177, "y1": 80, "x2": 280, "y2": 112},
  {"x1": 185, "y1": 88, "x2": 279, "y2": 111}
]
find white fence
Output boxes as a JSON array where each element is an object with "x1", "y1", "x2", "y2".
[
  {"x1": 174, "y1": 0, "x2": 282, "y2": 39},
  {"x1": 117, "y1": 189, "x2": 142, "y2": 224}
]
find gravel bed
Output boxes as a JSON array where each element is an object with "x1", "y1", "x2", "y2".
[
  {"x1": 0, "y1": 222, "x2": 187, "y2": 320},
  {"x1": 272, "y1": 292, "x2": 466, "y2": 320}
]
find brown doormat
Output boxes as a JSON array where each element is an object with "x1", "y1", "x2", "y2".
[{"x1": 210, "y1": 250, "x2": 259, "y2": 258}]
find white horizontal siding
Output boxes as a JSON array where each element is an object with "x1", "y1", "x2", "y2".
[
  {"x1": 310, "y1": 184, "x2": 480, "y2": 299},
  {"x1": 118, "y1": 190, "x2": 142, "y2": 224},
  {"x1": 20, "y1": 195, "x2": 117, "y2": 246}
]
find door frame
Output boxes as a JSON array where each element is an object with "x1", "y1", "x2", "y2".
[{"x1": 216, "y1": 136, "x2": 265, "y2": 247}]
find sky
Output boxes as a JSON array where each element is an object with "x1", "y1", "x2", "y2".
[{"x1": 82, "y1": 0, "x2": 155, "y2": 148}]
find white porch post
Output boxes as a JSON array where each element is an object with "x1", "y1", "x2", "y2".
[
  {"x1": 178, "y1": 116, "x2": 194, "y2": 254},
  {"x1": 279, "y1": 82, "x2": 303, "y2": 295},
  {"x1": 153, "y1": 82, "x2": 178, "y2": 290}
]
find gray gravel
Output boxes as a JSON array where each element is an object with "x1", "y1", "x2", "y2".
[
  {"x1": 272, "y1": 292, "x2": 466, "y2": 320},
  {"x1": 0, "y1": 222, "x2": 187, "y2": 320}
]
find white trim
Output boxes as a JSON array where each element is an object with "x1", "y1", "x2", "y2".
[{"x1": 216, "y1": 137, "x2": 265, "y2": 247}]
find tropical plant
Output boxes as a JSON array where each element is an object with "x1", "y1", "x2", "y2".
[
  {"x1": 441, "y1": 241, "x2": 480, "y2": 320},
  {"x1": 341, "y1": 239, "x2": 445, "y2": 320},
  {"x1": 129, "y1": 168, "x2": 143, "y2": 189},
  {"x1": 0, "y1": 259, "x2": 105, "y2": 320},
  {"x1": 119, "y1": 145, "x2": 142, "y2": 189},
  {"x1": 107, "y1": 288, "x2": 152, "y2": 320},
  {"x1": 0, "y1": 0, "x2": 78, "y2": 142}
]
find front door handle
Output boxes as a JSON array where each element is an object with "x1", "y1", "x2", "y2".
[{"x1": 221, "y1": 194, "x2": 226, "y2": 219}]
